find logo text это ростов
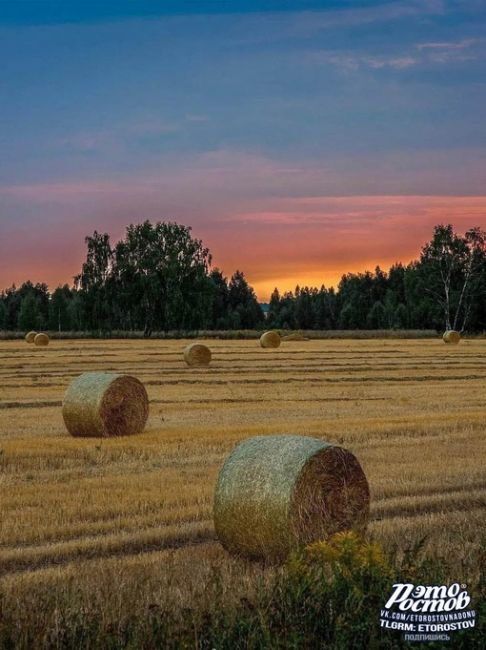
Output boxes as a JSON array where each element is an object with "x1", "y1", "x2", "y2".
[
  {"x1": 380, "y1": 583, "x2": 476, "y2": 643},
  {"x1": 384, "y1": 583, "x2": 470, "y2": 612}
]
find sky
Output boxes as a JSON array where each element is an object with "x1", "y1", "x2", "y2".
[{"x1": 0, "y1": 1, "x2": 485, "y2": 300}]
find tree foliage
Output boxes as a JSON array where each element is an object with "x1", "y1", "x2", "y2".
[{"x1": 2, "y1": 222, "x2": 486, "y2": 333}]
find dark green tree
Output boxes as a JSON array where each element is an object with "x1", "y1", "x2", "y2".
[
  {"x1": 75, "y1": 232, "x2": 113, "y2": 331},
  {"x1": 394, "y1": 303, "x2": 408, "y2": 328},
  {"x1": 67, "y1": 291, "x2": 86, "y2": 331},
  {"x1": 228, "y1": 271, "x2": 263, "y2": 329},
  {"x1": 48, "y1": 286, "x2": 72, "y2": 332},
  {"x1": 295, "y1": 287, "x2": 315, "y2": 329},
  {"x1": 267, "y1": 288, "x2": 281, "y2": 326},
  {"x1": 367, "y1": 301, "x2": 386, "y2": 329},
  {"x1": 3, "y1": 282, "x2": 48, "y2": 330},
  {"x1": 18, "y1": 293, "x2": 41, "y2": 331},
  {"x1": 112, "y1": 221, "x2": 213, "y2": 334},
  {"x1": 209, "y1": 269, "x2": 230, "y2": 329},
  {"x1": 0, "y1": 299, "x2": 6, "y2": 330}
]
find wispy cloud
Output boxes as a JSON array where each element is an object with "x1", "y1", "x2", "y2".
[
  {"x1": 415, "y1": 37, "x2": 480, "y2": 63},
  {"x1": 233, "y1": 0, "x2": 446, "y2": 44},
  {"x1": 55, "y1": 116, "x2": 185, "y2": 154},
  {"x1": 416, "y1": 38, "x2": 477, "y2": 50},
  {"x1": 307, "y1": 35, "x2": 482, "y2": 72},
  {"x1": 316, "y1": 52, "x2": 417, "y2": 70},
  {"x1": 2, "y1": 146, "x2": 485, "y2": 212},
  {"x1": 2, "y1": 144, "x2": 486, "y2": 297}
]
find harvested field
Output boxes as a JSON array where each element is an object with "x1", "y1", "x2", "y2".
[{"x1": 0, "y1": 337, "x2": 484, "y2": 631}]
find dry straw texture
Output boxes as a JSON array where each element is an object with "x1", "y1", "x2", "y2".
[
  {"x1": 260, "y1": 331, "x2": 281, "y2": 348},
  {"x1": 62, "y1": 372, "x2": 149, "y2": 438},
  {"x1": 25, "y1": 331, "x2": 37, "y2": 343},
  {"x1": 443, "y1": 330, "x2": 461, "y2": 344},
  {"x1": 1, "y1": 338, "x2": 485, "y2": 631},
  {"x1": 214, "y1": 434, "x2": 370, "y2": 561},
  {"x1": 281, "y1": 332, "x2": 310, "y2": 341},
  {"x1": 33, "y1": 333, "x2": 49, "y2": 346},
  {"x1": 183, "y1": 343, "x2": 212, "y2": 367}
]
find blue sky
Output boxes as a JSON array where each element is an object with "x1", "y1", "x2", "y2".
[
  {"x1": 0, "y1": 2, "x2": 391, "y2": 24},
  {"x1": 1, "y1": 0, "x2": 485, "y2": 297}
]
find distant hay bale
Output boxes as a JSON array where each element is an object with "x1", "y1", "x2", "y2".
[
  {"x1": 33, "y1": 333, "x2": 49, "y2": 346},
  {"x1": 214, "y1": 434, "x2": 370, "y2": 561},
  {"x1": 443, "y1": 330, "x2": 461, "y2": 345},
  {"x1": 260, "y1": 331, "x2": 281, "y2": 348},
  {"x1": 184, "y1": 343, "x2": 212, "y2": 367},
  {"x1": 62, "y1": 372, "x2": 149, "y2": 438},
  {"x1": 25, "y1": 331, "x2": 37, "y2": 343},
  {"x1": 281, "y1": 332, "x2": 310, "y2": 342}
]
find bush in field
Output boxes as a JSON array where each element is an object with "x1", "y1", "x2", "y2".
[{"x1": 193, "y1": 535, "x2": 484, "y2": 650}]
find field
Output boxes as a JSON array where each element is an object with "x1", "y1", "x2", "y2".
[{"x1": 0, "y1": 337, "x2": 485, "y2": 646}]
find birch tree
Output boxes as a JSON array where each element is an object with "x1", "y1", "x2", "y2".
[{"x1": 420, "y1": 224, "x2": 486, "y2": 331}]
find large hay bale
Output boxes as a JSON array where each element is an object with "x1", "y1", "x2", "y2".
[
  {"x1": 443, "y1": 330, "x2": 461, "y2": 344},
  {"x1": 260, "y1": 331, "x2": 281, "y2": 348},
  {"x1": 34, "y1": 333, "x2": 49, "y2": 346},
  {"x1": 184, "y1": 343, "x2": 211, "y2": 367},
  {"x1": 25, "y1": 331, "x2": 37, "y2": 343},
  {"x1": 62, "y1": 372, "x2": 149, "y2": 437},
  {"x1": 214, "y1": 434, "x2": 370, "y2": 561}
]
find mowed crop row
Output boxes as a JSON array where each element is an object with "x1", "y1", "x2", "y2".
[{"x1": 0, "y1": 338, "x2": 485, "y2": 616}]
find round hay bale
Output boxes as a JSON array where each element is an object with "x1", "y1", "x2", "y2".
[
  {"x1": 34, "y1": 333, "x2": 49, "y2": 346},
  {"x1": 183, "y1": 343, "x2": 211, "y2": 367},
  {"x1": 260, "y1": 331, "x2": 281, "y2": 349},
  {"x1": 443, "y1": 330, "x2": 461, "y2": 344},
  {"x1": 62, "y1": 372, "x2": 149, "y2": 438},
  {"x1": 25, "y1": 331, "x2": 37, "y2": 343},
  {"x1": 214, "y1": 434, "x2": 370, "y2": 561}
]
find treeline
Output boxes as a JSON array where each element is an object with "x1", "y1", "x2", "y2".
[
  {"x1": 267, "y1": 263, "x2": 460, "y2": 331},
  {"x1": 0, "y1": 222, "x2": 264, "y2": 334},
  {"x1": 0, "y1": 274, "x2": 263, "y2": 334},
  {"x1": 269, "y1": 224, "x2": 486, "y2": 331},
  {"x1": 2, "y1": 221, "x2": 486, "y2": 333}
]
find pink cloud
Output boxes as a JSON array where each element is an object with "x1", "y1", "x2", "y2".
[
  {"x1": 3, "y1": 193, "x2": 486, "y2": 300},
  {"x1": 1, "y1": 149, "x2": 486, "y2": 300},
  {"x1": 205, "y1": 195, "x2": 486, "y2": 297}
]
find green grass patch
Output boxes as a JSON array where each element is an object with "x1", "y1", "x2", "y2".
[{"x1": 0, "y1": 534, "x2": 483, "y2": 649}]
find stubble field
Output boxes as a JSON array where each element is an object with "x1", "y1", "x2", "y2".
[{"x1": 0, "y1": 337, "x2": 485, "y2": 641}]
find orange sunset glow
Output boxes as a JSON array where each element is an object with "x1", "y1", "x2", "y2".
[
  {"x1": 2, "y1": 193, "x2": 486, "y2": 300},
  {"x1": 1, "y1": 3, "x2": 486, "y2": 301}
]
